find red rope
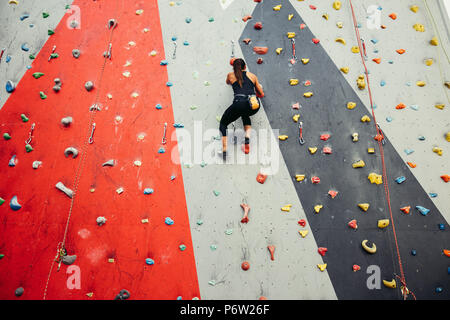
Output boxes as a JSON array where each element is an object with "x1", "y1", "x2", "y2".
[{"x1": 348, "y1": 0, "x2": 415, "y2": 300}]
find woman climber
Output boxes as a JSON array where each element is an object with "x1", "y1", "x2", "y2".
[{"x1": 219, "y1": 58, "x2": 265, "y2": 159}]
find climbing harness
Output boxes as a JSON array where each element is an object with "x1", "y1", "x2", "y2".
[
  {"x1": 88, "y1": 123, "x2": 96, "y2": 144},
  {"x1": 25, "y1": 123, "x2": 35, "y2": 145},
  {"x1": 290, "y1": 38, "x2": 297, "y2": 65},
  {"x1": 161, "y1": 122, "x2": 167, "y2": 145},
  {"x1": 348, "y1": 0, "x2": 415, "y2": 300},
  {"x1": 298, "y1": 121, "x2": 305, "y2": 145}
]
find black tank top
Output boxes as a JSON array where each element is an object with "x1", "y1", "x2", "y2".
[{"x1": 232, "y1": 71, "x2": 255, "y2": 96}]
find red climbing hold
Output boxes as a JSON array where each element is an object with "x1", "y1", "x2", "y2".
[
  {"x1": 441, "y1": 175, "x2": 450, "y2": 183},
  {"x1": 348, "y1": 220, "x2": 358, "y2": 229},
  {"x1": 323, "y1": 146, "x2": 332, "y2": 154},
  {"x1": 318, "y1": 247, "x2": 328, "y2": 256},
  {"x1": 241, "y1": 261, "x2": 250, "y2": 271},
  {"x1": 300, "y1": 23, "x2": 306, "y2": 30},
  {"x1": 254, "y1": 0, "x2": 262, "y2": 2},
  {"x1": 400, "y1": 206, "x2": 411, "y2": 214},
  {"x1": 240, "y1": 203, "x2": 250, "y2": 223},
  {"x1": 256, "y1": 173, "x2": 267, "y2": 184},
  {"x1": 257, "y1": 58, "x2": 263, "y2": 64},
  {"x1": 267, "y1": 245, "x2": 275, "y2": 261},
  {"x1": 254, "y1": 22, "x2": 263, "y2": 30},
  {"x1": 311, "y1": 176, "x2": 320, "y2": 184},
  {"x1": 309, "y1": 5, "x2": 317, "y2": 10},
  {"x1": 320, "y1": 134, "x2": 331, "y2": 141},
  {"x1": 243, "y1": 38, "x2": 252, "y2": 45},
  {"x1": 298, "y1": 219, "x2": 307, "y2": 227},
  {"x1": 312, "y1": 38, "x2": 320, "y2": 44},
  {"x1": 353, "y1": 264, "x2": 361, "y2": 272},
  {"x1": 259, "y1": 296, "x2": 267, "y2": 300}
]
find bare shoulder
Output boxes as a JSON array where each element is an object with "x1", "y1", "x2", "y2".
[{"x1": 246, "y1": 71, "x2": 258, "y2": 82}]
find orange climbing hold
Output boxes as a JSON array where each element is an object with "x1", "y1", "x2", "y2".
[
  {"x1": 443, "y1": 249, "x2": 450, "y2": 257},
  {"x1": 396, "y1": 103, "x2": 406, "y2": 109},
  {"x1": 256, "y1": 173, "x2": 267, "y2": 184},
  {"x1": 407, "y1": 162, "x2": 417, "y2": 168},
  {"x1": 389, "y1": 13, "x2": 397, "y2": 20},
  {"x1": 372, "y1": 58, "x2": 381, "y2": 64},
  {"x1": 242, "y1": 15, "x2": 252, "y2": 22},
  {"x1": 441, "y1": 175, "x2": 450, "y2": 183},
  {"x1": 243, "y1": 38, "x2": 252, "y2": 45},
  {"x1": 396, "y1": 49, "x2": 406, "y2": 54},
  {"x1": 253, "y1": 46, "x2": 268, "y2": 55},
  {"x1": 348, "y1": 220, "x2": 358, "y2": 229},
  {"x1": 400, "y1": 206, "x2": 411, "y2": 214}
]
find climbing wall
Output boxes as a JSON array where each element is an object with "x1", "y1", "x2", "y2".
[
  {"x1": 0, "y1": 0, "x2": 449, "y2": 300},
  {"x1": 0, "y1": 0, "x2": 199, "y2": 299}
]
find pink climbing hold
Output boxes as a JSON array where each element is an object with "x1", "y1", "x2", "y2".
[
  {"x1": 309, "y1": 5, "x2": 317, "y2": 10},
  {"x1": 323, "y1": 146, "x2": 332, "y2": 154},
  {"x1": 240, "y1": 203, "x2": 250, "y2": 223},
  {"x1": 320, "y1": 134, "x2": 331, "y2": 141}
]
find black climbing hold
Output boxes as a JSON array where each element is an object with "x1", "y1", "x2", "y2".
[
  {"x1": 15, "y1": 287, "x2": 24, "y2": 297},
  {"x1": 114, "y1": 289, "x2": 130, "y2": 300}
]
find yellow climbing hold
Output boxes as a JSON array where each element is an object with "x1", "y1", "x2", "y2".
[
  {"x1": 298, "y1": 230, "x2": 309, "y2": 238},
  {"x1": 9, "y1": 0, "x2": 19, "y2": 4},
  {"x1": 108, "y1": 258, "x2": 115, "y2": 263},
  {"x1": 362, "y1": 240, "x2": 377, "y2": 254},
  {"x1": 301, "y1": 58, "x2": 310, "y2": 64},
  {"x1": 378, "y1": 219, "x2": 390, "y2": 229},
  {"x1": 368, "y1": 173, "x2": 382, "y2": 184},
  {"x1": 289, "y1": 79, "x2": 299, "y2": 85},
  {"x1": 135, "y1": 9, "x2": 144, "y2": 15},
  {"x1": 303, "y1": 92, "x2": 313, "y2": 98},
  {"x1": 357, "y1": 75, "x2": 366, "y2": 90},
  {"x1": 410, "y1": 5, "x2": 419, "y2": 13},
  {"x1": 336, "y1": 21, "x2": 344, "y2": 28},
  {"x1": 351, "y1": 46, "x2": 360, "y2": 53},
  {"x1": 413, "y1": 23, "x2": 425, "y2": 32},
  {"x1": 430, "y1": 36, "x2": 439, "y2": 46},
  {"x1": 368, "y1": 147, "x2": 375, "y2": 154},
  {"x1": 322, "y1": 14, "x2": 329, "y2": 20},
  {"x1": 287, "y1": 32, "x2": 296, "y2": 38},
  {"x1": 425, "y1": 58, "x2": 434, "y2": 66},
  {"x1": 416, "y1": 81, "x2": 426, "y2": 87},
  {"x1": 435, "y1": 104, "x2": 445, "y2": 110},
  {"x1": 288, "y1": 14, "x2": 294, "y2": 21},
  {"x1": 333, "y1": 1, "x2": 341, "y2": 10},
  {"x1": 293, "y1": 114, "x2": 300, "y2": 122},
  {"x1": 314, "y1": 205, "x2": 323, "y2": 213},
  {"x1": 352, "y1": 160, "x2": 365, "y2": 168},
  {"x1": 446, "y1": 132, "x2": 450, "y2": 142},
  {"x1": 317, "y1": 264, "x2": 327, "y2": 272},
  {"x1": 273, "y1": 5, "x2": 282, "y2": 11},
  {"x1": 309, "y1": 147, "x2": 318, "y2": 154},
  {"x1": 358, "y1": 203, "x2": 370, "y2": 212},
  {"x1": 347, "y1": 102, "x2": 356, "y2": 110},
  {"x1": 433, "y1": 147, "x2": 443, "y2": 156},
  {"x1": 86, "y1": 292, "x2": 94, "y2": 298},
  {"x1": 281, "y1": 204, "x2": 292, "y2": 212},
  {"x1": 383, "y1": 279, "x2": 397, "y2": 289},
  {"x1": 279, "y1": 135, "x2": 289, "y2": 141},
  {"x1": 276, "y1": 48, "x2": 283, "y2": 55},
  {"x1": 361, "y1": 115, "x2": 371, "y2": 122},
  {"x1": 295, "y1": 174, "x2": 306, "y2": 182},
  {"x1": 340, "y1": 67, "x2": 349, "y2": 74},
  {"x1": 335, "y1": 38, "x2": 346, "y2": 45}
]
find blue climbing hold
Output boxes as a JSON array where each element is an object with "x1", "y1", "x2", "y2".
[
  {"x1": 173, "y1": 123, "x2": 184, "y2": 128},
  {"x1": 395, "y1": 176, "x2": 406, "y2": 184},
  {"x1": 145, "y1": 258, "x2": 154, "y2": 265},
  {"x1": 10, "y1": 196, "x2": 21, "y2": 211},
  {"x1": 380, "y1": 80, "x2": 386, "y2": 87},
  {"x1": 370, "y1": 39, "x2": 378, "y2": 44},
  {"x1": 166, "y1": 82, "x2": 173, "y2": 87},
  {"x1": 183, "y1": 41, "x2": 189, "y2": 46},
  {"x1": 8, "y1": 155, "x2": 16, "y2": 167},
  {"x1": 388, "y1": 60, "x2": 393, "y2": 64},
  {"x1": 435, "y1": 287, "x2": 443, "y2": 293},
  {"x1": 155, "y1": 103, "x2": 162, "y2": 110},
  {"x1": 160, "y1": 60, "x2": 168, "y2": 66},
  {"x1": 429, "y1": 193, "x2": 438, "y2": 198},
  {"x1": 165, "y1": 217, "x2": 174, "y2": 225},
  {"x1": 404, "y1": 149, "x2": 414, "y2": 155},
  {"x1": 410, "y1": 105, "x2": 419, "y2": 111},
  {"x1": 418, "y1": 136, "x2": 425, "y2": 141},
  {"x1": 158, "y1": 147, "x2": 165, "y2": 154},
  {"x1": 143, "y1": 188, "x2": 154, "y2": 195},
  {"x1": 6, "y1": 80, "x2": 15, "y2": 93},
  {"x1": 411, "y1": 249, "x2": 417, "y2": 256},
  {"x1": 21, "y1": 43, "x2": 29, "y2": 51},
  {"x1": 438, "y1": 223, "x2": 445, "y2": 230},
  {"x1": 171, "y1": 36, "x2": 177, "y2": 41},
  {"x1": 416, "y1": 206, "x2": 430, "y2": 216},
  {"x1": 170, "y1": 175, "x2": 176, "y2": 181},
  {"x1": 386, "y1": 117, "x2": 393, "y2": 122},
  {"x1": 185, "y1": 17, "x2": 192, "y2": 23},
  {"x1": 448, "y1": 267, "x2": 450, "y2": 275},
  {"x1": 20, "y1": 14, "x2": 29, "y2": 21},
  {"x1": 177, "y1": 296, "x2": 183, "y2": 300},
  {"x1": 6, "y1": 55, "x2": 11, "y2": 63}
]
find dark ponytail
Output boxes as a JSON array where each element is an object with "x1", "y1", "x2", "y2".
[{"x1": 233, "y1": 58, "x2": 246, "y2": 88}]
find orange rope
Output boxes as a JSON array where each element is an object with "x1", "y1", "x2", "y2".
[{"x1": 348, "y1": 0, "x2": 415, "y2": 300}]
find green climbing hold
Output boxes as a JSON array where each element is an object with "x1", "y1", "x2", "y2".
[
  {"x1": 65, "y1": 5, "x2": 70, "y2": 9},
  {"x1": 213, "y1": 190, "x2": 220, "y2": 196},
  {"x1": 48, "y1": 29, "x2": 55, "y2": 35},
  {"x1": 0, "y1": 197, "x2": 5, "y2": 206},
  {"x1": 3, "y1": 133, "x2": 11, "y2": 140},
  {"x1": 43, "y1": 12, "x2": 49, "y2": 18},
  {"x1": 225, "y1": 229, "x2": 233, "y2": 235},
  {"x1": 179, "y1": 244, "x2": 187, "y2": 251},
  {"x1": 21, "y1": 114, "x2": 29, "y2": 122},
  {"x1": 39, "y1": 91, "x2": 47, "y2": 99},
  {"x1": 208, "y1": 17, "x2": 214, "y2": 22},
  {"x1": 50, "y1": 53, "x2": 58, "y2": 59},
  {"x1": 29, "y1": 54, "x2": 35, "y2": 59},
  {"x1": 33, "y1": 72, "x2": 45, "y2": 79},
  {"x1": 210, "y1": 244, "x2": 217, "y2": 251},
  {"x1": 25, "y1": 144, "x2": 33, "y2": 152},
  {"x1": 196, "y1": 219, "x2": 203, "y2": 225},
  {"x1": 0, "y1": 254, "x2": 4, "y2": 260}
]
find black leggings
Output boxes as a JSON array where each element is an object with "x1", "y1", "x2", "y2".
[{"x1": 219, "y1": 98, "x2": 260, "y2": 136}]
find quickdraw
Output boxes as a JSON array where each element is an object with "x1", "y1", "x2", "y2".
[
  {"x1": 298, "y1": 121, "x2": 305, "y2": 145},
  {"x1": 290, "y1": 38, "x2": 297, "y2": 65},
  {"x1": 161, "y1": 122, "x2": 167, "y2": 145},
  {"x1": 88, "y1": 123, "x2": 96, "y2": 144},
  {"x1": 25, "y1": 123, "x2": 35, "y2": 145},
  {"x1": 361, "y1": 38, "x2": 368, "y2": 60}
]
